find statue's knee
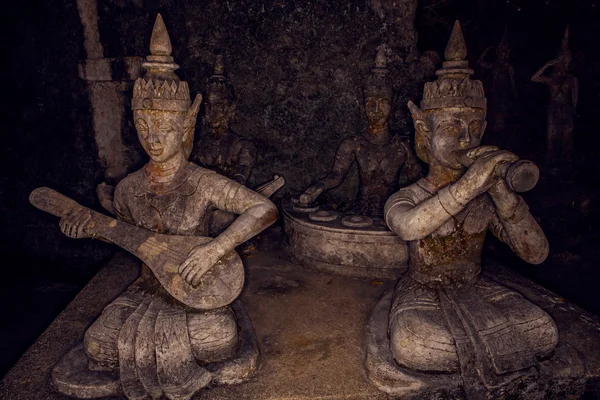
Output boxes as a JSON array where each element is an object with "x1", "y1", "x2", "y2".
[
  {"x1": 389, "y1": 312, "x2": 459, "y2": 373},
  {"x1": 188, "y1": 307, "x2": 239, "y2": 363},
  {"x1": 521, "y1": 311, "x2": 559, "y2": 356},
  {"x1": 84, "y1": 320, "x2": 119, "y2": 371},
  {"x1": 83, "y1": 303, "x2": 135, "y2": 371},
  {"x1": 505, "y1": 299, "x2": 559, "y2": 356}
]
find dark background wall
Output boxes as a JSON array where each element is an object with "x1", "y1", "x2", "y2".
[{"x1": 2, "y1": 0, "x2": 600, "y2": 378}]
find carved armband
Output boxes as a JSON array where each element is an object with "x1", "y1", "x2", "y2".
[{"x1": 438, "y1": 186, "x2": 466, "y2": 216}]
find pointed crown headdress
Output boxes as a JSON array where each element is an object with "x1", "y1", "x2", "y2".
[
  {"x1": 132, "y1": 14, "x2": 191, "y2": 112},
  {"x1": 206, "y1": 55, "x2": 236, "y2": 102},
  {"x1": 364, "y1": 46, "x2": 393, "y2": 99},
  {"x1": 557, "y1": 25, "x2": 572, "y2": 64},
  {"x1": 420, "y1": 21, "x2": 486, "y2": 110}
]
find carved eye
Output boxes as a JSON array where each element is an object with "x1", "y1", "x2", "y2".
[
  {"x1": 469, "y1": 121, "x2": 483, "y2": 137},
  {"x1": 440, "y1": 124, "x2": 459, "y2": 137},
  {"x1": 136, "y1": 119, "x2": 149, "y2": 137}
]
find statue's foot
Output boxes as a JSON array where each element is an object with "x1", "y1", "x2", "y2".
[
  {"x1": 51, "y1": 343, "x2": 120, "y2": 399},
  {"x1": 51, "y1": 300, "x2": 260, "y2": 398}
]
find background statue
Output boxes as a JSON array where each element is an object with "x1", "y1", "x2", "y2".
[
  {"x1": 531, "y1": 26, "x2": 579, "y2": 165},
  {"x1": 41, "y1": 15, "x2": 277, "y2": 399},
  {"x1": 379, "y1": 21, "x2": 557, "y2": 397},
  {"x1": 478, "y1": 27, "x2": 517, "y2": 136},
  {"x1": 299, "y1": 46, "x2": 422, "y2": 216},
  {"x1": 192, "y1": 55, "x2": 257, "y2": 186}
]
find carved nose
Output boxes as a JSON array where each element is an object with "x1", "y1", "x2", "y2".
[
  {"x1": 458, "y1": 129, "x2": 471, "y2": 146},
  {"x1": 147, "y1": 130, "x2": 160, "y2": 144}
]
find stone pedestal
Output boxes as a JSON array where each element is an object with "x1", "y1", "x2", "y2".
[{"x1": 283, "y1": 197, "x2": 408, "y2": 279}]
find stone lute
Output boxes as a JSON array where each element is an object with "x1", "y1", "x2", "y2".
[{"x1": 29, "y1": 187, "x2": 244, "y2": 310}]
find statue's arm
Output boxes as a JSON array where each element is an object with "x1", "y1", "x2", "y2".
[
  {"x1": 487, "y1": 180, "x2": 549, "y2": 264},
  {"x1": 179, "y1": 173, "x2": 278, "y2": 286},
  {"x1": 319, "y1": 138, "x2": 357, "y2": 190},
  {"x1": 387, "y1": 147, "x2": 520, "y2": 241},
  {"x1": 572, "y1": 76, "x2": 579, "y2": 110},
  {"x1": 385, "y1": 188, "x2": 457, "y2": 241},
  {"x1": 477, "y1": 46, "x2": 494, "y2": 69},
  {"x1": 112, "y1": 182, "x2": 135, "y2": 224},
  {"x1": 510, "y1": 65, "x2": 518, "y2": 97},
  {"x1": 233, "y1": 140, "x2": 257, "y2": 185},
  {"x1": 206, "y1": 174, "x2": 278, "y2": 252},
  {"x1": 400, "y1": 140, "x2": 422, "y2": 182},
  {"x1": 531, "y1": 61, "x2": 556, "y2": 85}
]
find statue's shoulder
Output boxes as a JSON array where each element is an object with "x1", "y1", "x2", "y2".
[
  {"x1": 187, "y1": 162, "x2": 217, "y2": 183},
  {"x1": 339, "y1": 135, "x2": 362, "y2": 149},
  {"x1": 115, "y1": 168, "x2": 145, "y2": 192}
]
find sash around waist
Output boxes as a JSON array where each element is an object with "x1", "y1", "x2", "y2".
[{"x1": 409, "y1": 262, "x2": 481, "y2": 289}]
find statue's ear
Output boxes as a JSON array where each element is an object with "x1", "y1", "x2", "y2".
[
  {"x1": 408, "y1": 101, "x2": 432, "y2": 163},
  {"x1": 183, "y1": 94, "x2": 202, "y2": 143},
  {"x1": 408, "y1": 101, "x2": 430, "y2": 137},
  {"x1": 182, "y1": 94, "x2": 202, "y2": 159},
  {"x1": 228, "y1": 101, "x2": 237, "y2": 120}
]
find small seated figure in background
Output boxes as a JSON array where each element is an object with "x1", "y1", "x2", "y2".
[
  {"x1": 299, "y1": 46, "x2": 421, "y2": 216},
  {"x1": 192, "y1": 55, "x2": 257, "y2": 186},
  {"x1": 531, "y1": 26, "x2": 578, "y2": 165},
  {"x1": 384, "y1": 22, "x2": 557, "y2": 396}
]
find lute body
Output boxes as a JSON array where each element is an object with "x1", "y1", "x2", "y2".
[{"x1": 29, "y1": 187, "x2": 244, "y2": 310}]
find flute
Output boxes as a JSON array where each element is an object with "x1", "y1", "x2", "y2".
[{"x1": 456, "y1": 151, "x2": 540, "y2": 193}]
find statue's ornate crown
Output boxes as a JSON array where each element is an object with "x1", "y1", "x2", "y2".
[
  {"x1": 364, "y1": 46, "x2": 393, "y2": 99},
  {"x1": 206, "y1": 55, "x2": 236, "y2": 102},
  {"x1": 132, "y1": 14, "x2": 191, "y2": 112},
  {"x1": 420, "y1": 21, "x2": 486, "y2": 110}
]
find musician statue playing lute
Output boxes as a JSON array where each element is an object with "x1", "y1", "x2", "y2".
[{"x1": 33, "y1": 14, "x2": 277, "y2": 400}]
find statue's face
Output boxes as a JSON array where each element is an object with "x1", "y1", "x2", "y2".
[
  {"x1": 134, "y1": 110, "x2": 186, "y2": 163},
  {"x1": 426, "y1": 108, "x2": 486, "y2": 169},
  {"x1": 205, "y1": 95, "x2": 233, "y2": 130},
  {"x1": 365, "y1": 96, "x2": 391, "y2": 127}
]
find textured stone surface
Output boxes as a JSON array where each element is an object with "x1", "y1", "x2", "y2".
[
  {"x1": 4, "y1": 250, "x2": 600, "y2": 399},
  {"x1": 92, "y1": 0, "x2": 425, "y2": 202}
]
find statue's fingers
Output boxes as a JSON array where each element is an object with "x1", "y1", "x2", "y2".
[
  {"x1": 467, "y1": 146, "x2": 498, "y2": 159},
  {"x1": 182, "y1": 263, "x2": 196, "y2": 282},
  {"x1": 191, "y1": 271, "x2": 205, "y2": 287},
  {"x1": 179, "y1": 260, "x2": 190, "y2": 275}
]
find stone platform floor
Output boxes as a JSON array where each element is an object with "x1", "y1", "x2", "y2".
[{"x1": 2, "y1": 247, "x2": 600, "y2": 399}]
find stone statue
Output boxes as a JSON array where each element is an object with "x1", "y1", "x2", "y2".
[
  {"x1": 478, "y1": 27, "x2": 517, "y2": 135},
  {"x1": 191, "y1": 55, "x2": 257, "y2": 186},
  {"x1": 531, "y1": 26, "x2": 579, "y2": 165},
  {"x1": 365, "y1": 21, "x2": 558, "y2": 398},
  {"x1": 35, "y1": 15, "x2": 277, "y2": 399},
  {"x1": 299, "y1": 46, "x2": 422, "y2": 216}
]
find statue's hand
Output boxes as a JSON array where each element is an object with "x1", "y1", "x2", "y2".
[
  {"x1": 179, "y1": 241, "x2": 226, "y2": 287},
  {"x1": 59, "y1": 208, "x2": 93, "y2": 239},
  {"x1": 457, "y1": 146, "x2": 518, "y2": 200},
  {"x1": 299, "y1": 183, "x2": 325, "y2": 206}
]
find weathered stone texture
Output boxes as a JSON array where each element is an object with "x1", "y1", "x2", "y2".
[{"x1": 95, "y1": 0, "x2": 421, "y2": 202}]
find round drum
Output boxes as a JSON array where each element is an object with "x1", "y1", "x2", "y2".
[{"x1": 283, "y1": 197, "x2": 408, "y2": 279}]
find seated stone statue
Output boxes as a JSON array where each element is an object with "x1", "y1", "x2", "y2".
[
  {"x1": 383, "y1": 22, "x2": 557, "y2": 395},
  {"x1": 299, "y1": 47, "x2": 421, "y2": 216},
  {"x1": 191, "y1": 55, "x2": 257, "y2": 186},
  {"x1": 56, "y1": 15, "x2": 277, "y2": 399}
]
